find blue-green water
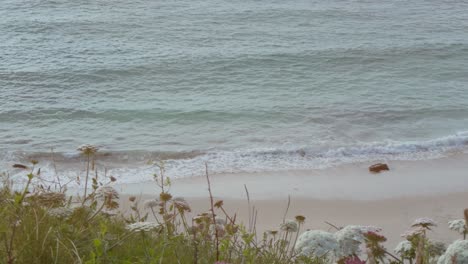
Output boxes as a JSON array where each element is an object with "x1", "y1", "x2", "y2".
[{"x1": 1, "y1": 0, "x2": 468, "y2": 181}]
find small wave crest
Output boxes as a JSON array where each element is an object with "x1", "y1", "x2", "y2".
[{"x1": 3, "y1": 131, "x2": 468, "y2": 186}]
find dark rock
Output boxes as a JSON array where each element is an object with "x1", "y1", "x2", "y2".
[{"x1": 369, "y1": 163, "x2": 390, "y2": 173}]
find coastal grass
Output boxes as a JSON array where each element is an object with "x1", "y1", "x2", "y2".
[{"x1": 0, "y1": 145, "x2": 467, "y2": 264}]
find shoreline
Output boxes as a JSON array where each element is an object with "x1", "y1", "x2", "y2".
[
  {"x1": 113, "y1": 152, "x2": 468, "y2": 200},
  {"x1": 113, "y1": 154, "x2": 468, "y2": 248}
]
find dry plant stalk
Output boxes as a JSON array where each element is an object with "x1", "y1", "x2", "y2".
[{"x1": 204, "y1": 163, "x2": 219, "y2": 261}]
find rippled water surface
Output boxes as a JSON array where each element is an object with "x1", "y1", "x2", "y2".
[{"x1": 1, "y1": 0, "x2": 468, "y2": 179}]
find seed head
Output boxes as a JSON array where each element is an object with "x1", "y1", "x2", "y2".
[
  {"x1": 214, "y1": 200, "x2": 224, "y2": 208},
  {"x1": 77, "y1": 144, "x2": 99, "y2": 155},
  {"x1": 160, "y1": 192, "x2": 172, "y2": 202},
  {"x1": 295, "y1": 215, "x2": 306, "y2": 224}
]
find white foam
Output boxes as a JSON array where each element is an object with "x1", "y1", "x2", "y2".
[{"x1": 3, "y1": 131, "x2": 468, "y2": 187}]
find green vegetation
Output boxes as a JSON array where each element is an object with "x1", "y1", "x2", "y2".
[{"x1": 0, "y1": 145, "x2": 466, "y2": 264}]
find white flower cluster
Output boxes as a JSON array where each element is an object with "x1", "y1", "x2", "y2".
[
  {"x1": 126, "y1": 222, "x2": 161, "y2": 232},
  {"x1": 412, "y1": 217, "x2": 437, "y2": 228},
  {"x1": 448, "y1": 219, "x2": 466, "y2": 235},
  {"x1": 394, "y1": 240, "x2": 412, "y2": 256},
  {"x1": 280, "y1": 220, "x2": 298, "y2": 232},
  {"x1": 295, "y1": 230, "x2": 339, "y2": 258},
  {"x1": 96, "y1": 186, "x2": 119, "y2": 200},
  {"x1": 295, "y1": 225, "x2": 382, "y2": 259},
  {"x1": 437, "y1": 240, "x2": 468, "y2": 264},
  {"x1": 48, "y1": 207, "x2": 74, "y2": 219},
  {"x1": 334, "y1": 225, "x2": 381, "y2": 258}
]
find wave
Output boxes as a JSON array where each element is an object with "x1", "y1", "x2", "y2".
[{"x1": 3, "y1": 131, "x2": 468, "y2": 185}]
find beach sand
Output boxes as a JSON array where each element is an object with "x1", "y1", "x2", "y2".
[{"x1": 115, "y1": 153, "x2": 468, "y2": 248}]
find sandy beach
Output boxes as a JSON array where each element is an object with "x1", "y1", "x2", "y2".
[{"x1": 114, "y1": 153, "x2": 468, "y2": 249}]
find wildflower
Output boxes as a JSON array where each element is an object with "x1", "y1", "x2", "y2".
[
  {"x1": 401, "y1": 227, "x2": 425, "y2": 239},
  {"x1": 77, "y1": 144, "x2": 99, "y2": 155},
  {"x1": 394, "y1": 240, "x2": 413, "y2": 256},
  {"x1": 48, "y1": 207, "x2": 74, "y2": 219},
  {"x1": 412, "y1": 217, "x2": 437, "y2": 229},
  {"x1": 295, "y1": 230, "x2": 339, "y2": 258},
  {"x1": 427, "y1": 241, "x2": 446, "y2": 257},
  {"x1": 364, "y1": 231, "x2": 387, "y2": 243},
  {"x1": 280, "y1": 220, "x2": 299, "y2": 232},
  {"x1": 126, "y1": 222, "x2": 161, "y2": 232},
  {"x1": 295, "y1": 215, "x2": 306, "y2": 224},
  {"x1": 448, "y1": 219, "x2": 466, "y2": 234},
  {"x1": 95, "y1": 186, "x2": 119, "y2": 200},
  {"x1": 334, "y1": 225, "x2": 381, "y2": 258},
  {"x1": 143, "y1": 199, "x2": 160, "y2": 209},
  {"x1": 173, "y1": 197, "x2": 191, "y2": 212},
  {"x1": 437, "y1": 240, "x2": 468, "y2": 264},
  {"x1": 214, "y1": 200, "x2": 224, "y2": 208},
  {"x1": 159, "y1": 192, "x2": 172, "y2": 202}
]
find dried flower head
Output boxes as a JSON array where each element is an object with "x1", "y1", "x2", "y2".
[
  {"x1": 401, "y1": 227, "x2": 425, "y2": 239},
  {"x1": 448, "y1": 219, "x2": 467, "y2": 235},
  {"x1": 172, "y1": 197, "x2": 191, "y2": 212},
  {"x1": 110, "y1": 176, "x2": 117, "y2": 182},
  {"x1": 411, "y1": 217, "x2": 437, "y2": 229},
  {"x1": 160, "y1": 192, "x2": 172, "y2": 202},
  {"x1": 267, "y1": 230, "x2": 279, "y2": 236},
  {"x1": 77, "y1": 144, "x2": 99, "y2": 155},
  {"x1": 280, "y1": 220, "x2": 299, "y2": 232},
  {"x1": 365, "y1": 231, "x2": 387, "y2": 243},
  {"x1": 126, "y1": 222, "x2": 161, "y2": 232},
  {"x1": 143, "y1": 199, "x2": 160, "y2": 209},
  {"x1": 295, "y1": 230, "x2": 339, "y2": 258},
  {"x1": 95, "y1": 186, "x2": 119, "y2": 200},
  {"x1": 295, "y1": 215, "x2": 306, "y2": 224},
  {"x1": 128, "y1": 196, "x2": 136, "y2": 202},
  {"x1": 214, "y1": 200, "x2": 224, "y2": 208}
]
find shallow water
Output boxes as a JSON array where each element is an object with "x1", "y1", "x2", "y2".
[{"x1": 1, "y1": 0, "x2": 468, "y2": 180}]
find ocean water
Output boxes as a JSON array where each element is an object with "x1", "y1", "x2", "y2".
[{"x1": 1, "y1": 0, "x2": 468, "y2": 182}]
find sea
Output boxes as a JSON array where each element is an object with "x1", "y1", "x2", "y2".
[{"x1": 1, "y1": 0, "x2": 468, "y2": 183}]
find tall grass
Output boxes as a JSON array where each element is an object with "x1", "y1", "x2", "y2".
[{"x1": 0, "y1": 146, "x2": 466, "y2": 264}]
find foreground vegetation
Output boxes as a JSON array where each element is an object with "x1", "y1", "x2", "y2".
[{"x1": 0, "y1": 145, "x2": 467, "y2": 263}]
